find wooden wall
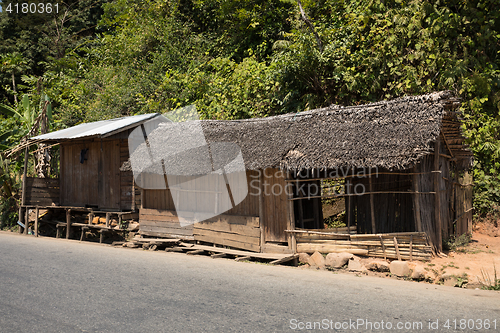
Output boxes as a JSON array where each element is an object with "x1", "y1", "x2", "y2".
[
  {"x1": 141, "y1": 170, "x2": 260, "y2": 217},
  {"x1": 139, "y1": 208, "x2": 193, "y2": 238},
  {"x1": 261, "y1": 168, "x2": 290, "y2": 243},
  {"x1": 24, "y1": 177, "x2": 60, "y2": 206},
  {"x1": 60, "y1": 138, "x2": 135, "y2": 211},
  {"x1": 193, "y1": 215, "x2": 260, "y2": 252}
]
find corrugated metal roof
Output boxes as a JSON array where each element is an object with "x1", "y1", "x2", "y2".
[{"x1": 32, "y1": 113, "x2": 160, "y2": 141}]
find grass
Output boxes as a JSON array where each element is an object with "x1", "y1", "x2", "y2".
[
  {"x1": 444, "y1": 233, "x2": 472, "y2": 252},
  {"x1": 480, "y1": 265, "x2": 500, "y2": 290}
]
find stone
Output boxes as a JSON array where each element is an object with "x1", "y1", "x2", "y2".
[
  {"x1": 390, "y1": 260, "x2": 410, "y2": 277},
  {"x1": 365, "y1": 260, "x2": 390, "y2": 272},
  {"x1": 410, "y1": 265, "x2": 426, "y2": 280},
  {"x1": 347, "y1": 259, "x2": 366, "y2": 272},
  {"x1": 308, "y1": 251, "x2": 325, "y2": 268},
  {"x1": 325, "y1": 252, "x2": 353, "y2": 268},
  {"x1": 298, "y1": 252, "x2": 310, "y2": 264},
  {"x1": 441, "y1": 273, "x2": 459, "y2": 287}
]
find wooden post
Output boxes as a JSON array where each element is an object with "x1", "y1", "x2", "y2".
[
  {"x1": 369, "y1": 176, "x2": 376, "y2": 234},
  {"x1": 18, "y1": 206, "x2": 23, "y2": 234},
  {"x1": 412, "y1": 173, "x2": 423, "y2": 232},
  {"x1": 393, "y1": 236, "x2": 401, "y2": 261},
  {"x1": 24, "y1": 208, "x2": 29, "y2": 235},
  {"x1": 346, "y1": 180, "x2": 352, "y2": 233},
  {"x1": 434, "y1": 138, "x2": 442, "y2": 252},
  {"x1": 35, "y1": 207, "x2": 39, "y2": 237},
  {"x1": 259, "y1": 170, "x2": 265, "y2": 252},
  {"x1": 20, "y1": 146, "x2": 29, "y2": 234},
  {"x1": 66, "y1": 209, "x2": 71, "y2": 239},
  {"x1": 409, "y1": 234, "x2": 413, "y2": 262},
  {"x1": 286, "y1": 172, "x2": 296, "y2": 252},
  {"x1": 379, "y1": 235, "x2": 386, "y2": 261}
]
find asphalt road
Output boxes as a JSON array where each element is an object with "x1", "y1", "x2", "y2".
[{"x1": 1, "y1": 232, "x2": 499, "y2": 333}]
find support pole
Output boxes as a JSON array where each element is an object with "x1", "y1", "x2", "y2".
[
  {"x1": 66, "y1": 209, "x2": 71, "y2": 239},
  {"x1": 286, "y1": 172, "x2": 296, "y2": 252},
  {"x1": 20, "y1": 146, "x2": 29, "y2": 234},
  {"x1": 35, "y1": 207, "x2": 39, "y2": 237},
  {"x1": 434, "y1": 138, "x2": 442, "y2": 252},
  {"x1": 413, "y1": 173, "x2": 423, "y2": 232},
  {"x1": 259, "y1": 170, "x2": 265, "y2": 251},
  {"x1": 369, "y1": 176, "x2": 376, "y2": 234},
  {"x1": 346, "y1": 180, "x2": 352, "y2": 233}
]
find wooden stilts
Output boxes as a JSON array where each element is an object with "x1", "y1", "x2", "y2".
[
  {"x1": 18, "y1": 206, "x2": 23, "y2": 234},
  {"x1": 24, "y1": 208, "x2": 29, "y2": 235},
  {"x1": 20, "y1": 146, "x2": 28, "y2": 234},
  {"x1": 66, "y1": 209, "x2": 71, "y2": 239}
]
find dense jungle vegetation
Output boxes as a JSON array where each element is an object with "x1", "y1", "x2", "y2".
[{"x1": 0, "y1": 0, "x2": 499, "y2": 227}]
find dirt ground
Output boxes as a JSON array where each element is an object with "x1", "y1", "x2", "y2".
[{"x1": 429, "y1": 221, "x2": 500, "y2": 288}]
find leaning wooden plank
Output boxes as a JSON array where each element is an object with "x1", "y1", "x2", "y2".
[
  {"x1": 235, "y1": 256, "x2": 252, "y2": 262},
  {"x1": 186, "y1": 249, "x2": 206, "y2": 255},
  {"x1": 194, "y1": 234, "x2": 260, "y2": 252},
  {"x1": 193, "y1": 228, "x2": 260, "y2": 245},
  {"x1": 193, "y1": 221, "x2": 260, "y2": 237},
  {"x1": 269, "y1": 254, "x2": 299, "y2": 265},
  {"x1": 211, "y1": 253, "x2": 227, "y2": 258},
  {"x1": 139, "y1": 231, "x2": 194, "y2": 240},
  {"x1": 179, "y1": 243, "x2": 288, "y2": 260}
]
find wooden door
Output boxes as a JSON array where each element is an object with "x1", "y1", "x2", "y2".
[{"x1": 261, "y1": 168, "x2": 289, "y2": 243}]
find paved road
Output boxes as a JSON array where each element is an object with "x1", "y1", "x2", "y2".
[{"x1": 0, "y1": 232, "x2": 499, "y2": 333}]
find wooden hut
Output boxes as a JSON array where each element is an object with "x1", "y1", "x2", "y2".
[
  {"x1": 19, "y1": 113, "x2": 160, "y2": 239},
  {"x1": 129, "y1": 91, "x2": 472, "y2": 257}
]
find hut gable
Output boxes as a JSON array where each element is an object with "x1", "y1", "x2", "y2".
[{"x1": 129, "y1": 91, "x2": 471, "y2": 176}]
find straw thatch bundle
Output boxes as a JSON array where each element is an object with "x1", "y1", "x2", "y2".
[{"x1": 127, "y1": 91, "x2": 471, "y2": 176}]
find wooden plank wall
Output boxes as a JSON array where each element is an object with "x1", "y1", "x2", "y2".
[
  {"x1": 141, "y1": 170, "x2": 259, "y2": 217},
  {"x1": 193, "y1": 215, "x2": 260, "y2": 252},
  {"x1": 139, "y1": 208, "x2": 194, "y2": 237},
  {"x1": 261, "y1": 168, "x2": 289, "y2": 242},
  {"x1": 60, "y1": 140, "x2": 121, "y2": 210},
  {"x1": 119, "y1": 139, "x2": 135, "y2": 211},
  {"x1": 24, "y1": 177, "x2": 60, "y2": 206}
]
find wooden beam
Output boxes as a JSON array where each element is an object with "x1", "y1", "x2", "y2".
[
  {"x1": 379, "y1": 235, "x2": 386, "y2": 260},
  {"x1": 235, "y1": 256, "x2": 252, "y2": 262},
  {"x1": 21, "y1": 146, "x2": 28, "y2": 207},
  {"x1": 412, "y1": 173, "x2": 423, "y2": 232},
  {"x1": 66, "y1": 209, "x2": 72, "y2": 239},
  {"x1": 24, "y1": 208, "x2": 29, "y2": 235},
  {"x1": 286, "y1": 172, "x2": 296, "y2": 252},
  {"x1": 35, "y1": 207, "x2": 39, "y2": 237},
  {"x1": 434, "y1": 137, "x2": 443, "y2": 252},
  {"x1": 369, "y1": 176, "x2": 376, "y2": 234},
  {"x1": 393, "y1": 236, "x2": 401, "y2": 261},
  {"x1": 259, "y1": 170, "x2": 265, "y2": 251}
]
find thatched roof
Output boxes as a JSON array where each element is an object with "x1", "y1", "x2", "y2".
[{"x1": 126, "y1": 91, "x2": 472, "y2": 176}]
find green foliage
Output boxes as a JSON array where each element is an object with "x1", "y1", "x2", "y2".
[{"x1": 443, "y1": 233, "x2": 472, "y2": 252}]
